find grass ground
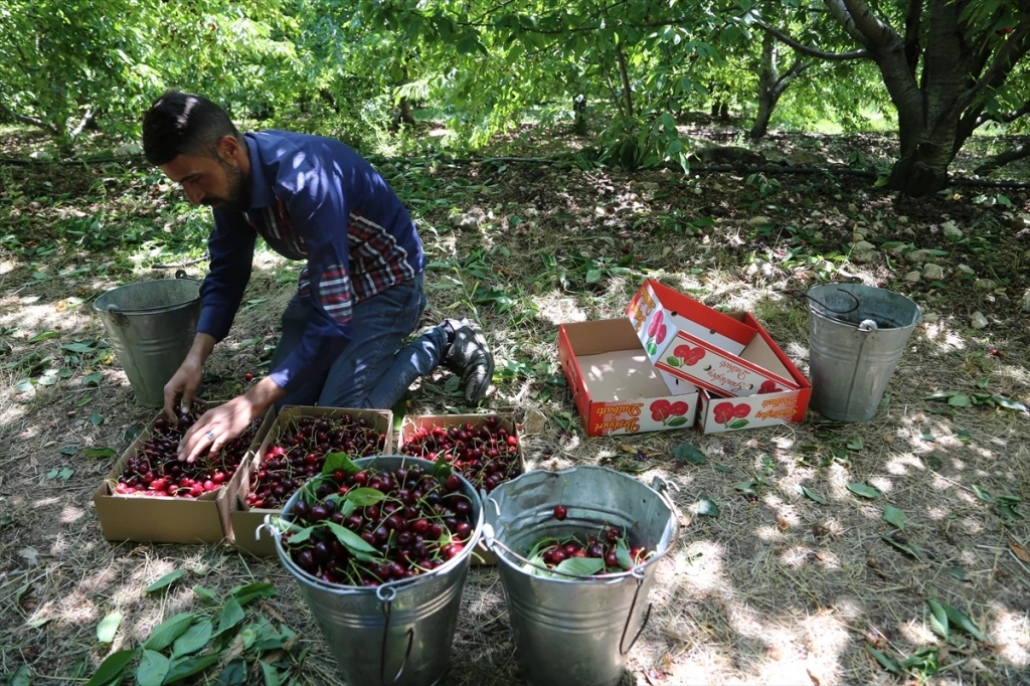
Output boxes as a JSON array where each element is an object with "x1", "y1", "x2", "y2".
[{"x1": 1, "y1": 122, "x2": 1028, "y2": 686}]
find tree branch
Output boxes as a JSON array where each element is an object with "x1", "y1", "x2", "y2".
[
  {"x1": 753, "y1": 20, "x2": 869, "y2": 60},
  {"x1": 902, "y1": 0, "x2": 921, "y2": 74},
  {"x1": 952, "y1": 22, "x2": 1030, "y2": 120},
  {"x1": 774, "y1": 59, "x2": 813, "y2": 96},
  {"x1": 0, "y1": 101, "x2": 58, "y2": 136},
  {"x1": 974, "y1": 144, "x2": 1030, "y2": 176},
  {"x1": 825, "y1": 0, "x2": 901, "y2": 50},
  {"x1": 69, "y1": 107, "x2": 95, "y2": 139}
]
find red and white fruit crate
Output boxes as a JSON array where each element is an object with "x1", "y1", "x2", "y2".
[
  {"x1": 627, "y1": 279, "x2": 802, "y2": 398},
  {"x1": 398, "y1": 413, "x2": 526, "y2": 565},
  {"x1": 93, "y1": 403, "x2": 275, "y2": 544},
  {"x1": 558, "y1": 318, "x2": 700, "y2": 437},
  {"x1": 626, "y1": 280, "x2": 811, "y2": 434},
  {"x1": 230, "y1": 406, "x2": 393, "y2": 556}
]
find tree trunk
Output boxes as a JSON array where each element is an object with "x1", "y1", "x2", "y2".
[
  {"x1": 884, "y1": 0, "x2": 969, "y2": 195},
  {"x1": 573, "y1": 93, "x2": 588, "y2": 135},
  {"x1": 615, "y1": 45, "x2": 634, "y2": 118},
  {"x1": 750, "y1": 33, "x2": 778, "y2": 140}
]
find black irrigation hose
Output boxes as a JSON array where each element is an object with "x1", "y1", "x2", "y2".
[{"x1": 4, "y1": 153, "x2": 1030, "y2": 190}]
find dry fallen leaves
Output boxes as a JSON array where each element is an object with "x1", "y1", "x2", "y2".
[{"x1": 1009, "y1": 542, "x2": 1029, "y2": 564}]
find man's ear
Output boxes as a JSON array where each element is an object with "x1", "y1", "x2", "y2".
[{"x1": 217, "y1": 135, "x2": 242, "y2": 163}]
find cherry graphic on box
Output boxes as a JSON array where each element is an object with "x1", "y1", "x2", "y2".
[
  {"x1": 758, "y1": 380, "x2": 782, "y2": 394},
  {"x1": 650, "y1": 399, "x2": 690, "y2": 428},
  {"x1": 670, "y1": 344, "x2": 705, "y2": 367},
  {"x1": 713, "y1": 401, "x2": 751, "y2": 429},
  {"x1": 644, "y1": 311, "x2": 667, "y2": 355}
]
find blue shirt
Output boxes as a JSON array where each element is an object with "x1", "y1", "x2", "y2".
[{"x1": 197, "y1": 130, "x2": 425, "y2": 392}]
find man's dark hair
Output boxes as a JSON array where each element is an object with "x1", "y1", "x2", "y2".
[{"x1": 142, "y1": 91, "x2": 242, "y2": 165}]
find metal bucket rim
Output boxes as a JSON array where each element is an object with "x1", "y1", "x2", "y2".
[
  {"x1": 93, "y1": 278, "x2": 202, "y2": 316},
  {"x1": 805, "y1": 285, "x2": 921, "y2": 331},
  {"x1": 484, "y1": 464, "x2": 680, "y2": 584},
  {"x1": 269, "y1": 455, "x2": 484, "y2": 595}
]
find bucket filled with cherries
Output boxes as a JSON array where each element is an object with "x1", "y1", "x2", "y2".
[{"x1": 266, "y1": 454, "x2": 482, "y2": 686}]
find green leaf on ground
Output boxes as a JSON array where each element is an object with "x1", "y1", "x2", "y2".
[
  {"x1": 946, "y1": 566, "x2": 970, "y2": 582},
  {"x1": 143, "y1": 613, "x2": 195, "y2": 651},
  {"x1": 59, "y1": 445, "x2": 78, "y2": 455},
  {"x1": 697, "y1": 496, "x2": 720, "y2": 517},
  {"x1": 972, "y1": 485, "x2": 993, "y2": 503},
  {"x1": 948, "y1": 394, "x2": 970, "y2": 407},
  {"x1": 993, "y1": 395, "x2": 1027, "y2": 412},
  {"x1": 172, "y1": 618, "x2": 213, "y2": 657},
  {"x1": 846, "y1": 437, "x2": 864, "y2": 451},
  {"x1": 9, "y1": 665, "x2": 31, "y2": 686},
  {"x1": 147, "y1": 569, "x2": 184, "y2": 593},
  {"x1": 85, "y1": 648, "x2": 139, "y2": 686},
  {"x1": 193, "y1": 586, "x2": 218, "y2": 604},
  {"x1": 218, "y1": 598, "x2": 245, "y2": 634},
  {"x1": 847, "y1": 482, "x2": 882, "y2": 499},
  {"x1": 956, "y1": 429, "x2": 972, "y2": 444},
  {"x1": 27, "y1": 331, "x2": 60, "y2": 343},
  {"x1": 883, "y1": 505, "x2": 906, "y2": 530},
  {"x1": 164, "y1": 654, "x2": 221, "y2": 684},
  {"x1": 926, "y1": 599, "x2": 949, "y2": 639},
  {"x1": 260, "y1": 662, "x2": 282, "y2": 686},
  {"x1": 82, "y1": 372, "x2": 103, "y2": 387},
  {"x1": 942, "y1": 603, "x2": 984, "y2": 640},
  {"x1": 89, "y1": 412, "x2": 104, "y2": 426},
  {"x1": 868, "y1": 646, "x2": 901, "y2": 674},
  {"x1": 673, "y1": 444, "x2": 706, "y2": 465},
  {"x1": 881, "y1": 535, "x2": 921, "y2": 559},
  {"x1": 231, "y1": 582, "x2": 276, "y2": 606},
  {"x1": 84, "y1": 447, "x2": 116, "y2": 459},
  {"x1": 733, "y1": 480, "x2": 759, "y2": 495},
  {"x1": 800, "y1": 486, "x2": 828, "y2": 505},
  {"x1": 96, "y1": 611, "x2": 122, "y2": 643},
  {"x1": 136, "y1": 649, "x2": 171, "y2": 686}
]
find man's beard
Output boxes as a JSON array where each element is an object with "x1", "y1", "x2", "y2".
[{"x1": 202, "y1": 161, "x2": 247, "y2": 210}]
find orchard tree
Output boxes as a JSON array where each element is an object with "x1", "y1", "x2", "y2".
[{"x1": 757, "y1": 0, "x2": 1030, "y2": 195}]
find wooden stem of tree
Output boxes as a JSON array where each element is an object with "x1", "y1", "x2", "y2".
[
  {"x1": 902, "y1": 0, "x2": 921, "y2": 74},
  {"x1": 615, "y1": 46, "x2": 634, "y2": 118},
  {"x1": 69, "y1": 108, "x2": 95, "y2": 139},
  {"x1": 0, "y1": 101, "x2": 58, "y2": 136},
  {"x1": 754, "y1": 20, "x2": 868, "y2": 60},
  {"x1": 974, "y1": 144, "x2": 1030, "y2": 176}
]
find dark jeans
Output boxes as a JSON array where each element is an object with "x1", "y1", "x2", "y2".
[{"x1": 270, "y1": 273, "x2": 446, "y2": 409}]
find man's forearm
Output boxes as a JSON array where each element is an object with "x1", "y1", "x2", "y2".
[
  {"x1": 245, "y1": 376, "x2": 288, "y2": 414},
  {"x1": 187, "y1": 332, "x2": 217, "y2": 367}
]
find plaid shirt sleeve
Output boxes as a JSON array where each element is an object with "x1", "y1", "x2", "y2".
[
  {"x1": 266, "y1": 164, "x2": 354, "y2": 393},
  {"x1": 197, "y1": 211, "x2": 256, "y2": 342}
]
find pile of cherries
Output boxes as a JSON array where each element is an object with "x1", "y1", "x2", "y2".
[
  {"x1": 114, "y1": 408, "x2": 258, "y2": 497},
  {"x1": 245, "y1": 415, "x2": 387, "y2": 510},
  {"x1": 280, "y1": 462, "x2": 476, "y2": 586},
  {"x1": 400, "y1": 416, "x2": 521, "y2": 493},
  {"x1": 525, "y1": 509, "x2": 652, "y2": 576}
]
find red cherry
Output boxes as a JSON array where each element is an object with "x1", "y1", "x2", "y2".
[
  {"x1": 553, "y1": 505, "x2": 568, "y2": 521},
  {"x1": 244, "y1": 372, "x2": 255, "y2": 382}
]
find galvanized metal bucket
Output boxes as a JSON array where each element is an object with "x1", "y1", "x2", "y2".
[
  {"x1": 806, "y1": 283, "x2": 921, "y2": 422},
  {"x1": 93, "y1": 272, "x2": 200, "y2": 407},
  {"x1": 266, "y1": 456, "x2": 483, "y2": 686},
  {"x1": 482, "y1": 466, "x2": 679, "y2": 686}
]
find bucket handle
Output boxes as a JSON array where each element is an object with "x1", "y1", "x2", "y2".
[
  {"x1": 377, "y1": 585, "x2": 414, "y2": 685},
  {"x1": 619, "y1": 568, "x2": 651, "y2": 656},
  {"x1": 801, "y1": 288, "x2": 860, "y2": 315}
]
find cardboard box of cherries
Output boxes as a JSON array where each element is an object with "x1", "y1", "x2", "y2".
[
  {"x1": 398, "y1": 413, "x2": 526, "y2": 565},
  {"x1": 93, "y1": 402, "x2": 275, "y2": 544},
  {"x1": 230, "y1": 406, "x2": 394, "y2": 556}
]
